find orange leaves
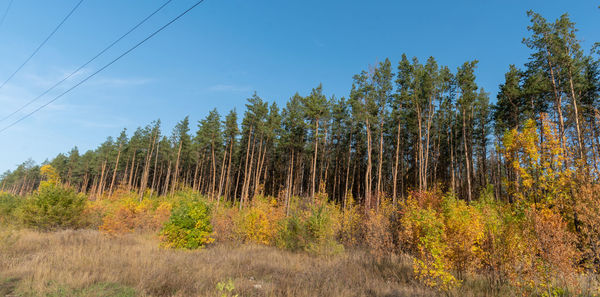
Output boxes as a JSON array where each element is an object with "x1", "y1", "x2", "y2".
[
  {"x1": 96, "y1": 197, "x2": 172, "y2": 236},
  {"x1": 574, "y1": 183, "x2": 600, "y2": 273},
  {"x1": 364, "y1": 199, "x2": 395, "y2": 261}
]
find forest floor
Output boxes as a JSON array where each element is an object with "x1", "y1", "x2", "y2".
[{"x1": 0, "y1": 228, "x2": 512, "y2": 297}]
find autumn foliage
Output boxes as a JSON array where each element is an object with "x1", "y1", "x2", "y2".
[{"x1": 4, "y1": 136, "x2": 600, "y2": 295}]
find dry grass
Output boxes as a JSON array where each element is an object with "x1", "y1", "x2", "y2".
[{"x1": 0, "y1": 228, "x2": 511, "y2": 297}]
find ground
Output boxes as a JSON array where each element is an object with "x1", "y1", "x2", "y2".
[{"x1": 0, "y1": 229, "x2": 510, "y2": 297}]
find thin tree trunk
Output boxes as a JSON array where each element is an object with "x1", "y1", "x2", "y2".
[
  {"x1": 171, "y1": 140, "x2": 183, "y2": 195},
  {"x1": 240, "y1": 127, "x2": 253, "y2": 209},
  {"x1": 393, "y1": 120, "x2": 401, "y2": 205},
  {"x1": 127, "y1": 151, "x2": 136, "y2": 191},
  {"x1": 139, "y1": 131, "x2": 158, "y2": 201},
  {"x1": 344, "y1": 133, "x2": 352, "y2": 210},
  {"x1": 365, "y1": 117, "x2": 372, "y2": 211},
  {"x1": 311, "y1": 119, "x2": 320, "y2": 199},
  {"x1": 210, "y1": 140, "x2": 217, "y2": 200},
  {"x1": 224, "y1": 138, "x2": 234, "y2": 201},
  {"x1": 163, "y1": 161, "x2": 171, "y2": 195},
  {"x1": 462, "y1": 107, "x2": 472, "y2": 203},
  {"x1": 217, "y1": 149, "x2": 227, "y2": 205},
  {"x1": 96, "y1": 160, "x2": 107, "y2": 198},
  {"x1": 109, "y1": 145, "x2": 122, "y2": 197},
  {"x1": 376, "y1": 116, "x2": 384, "y2": 211},
  {"x1": 568, "y1": 68, "x2": 585, "y2": 162},
  {"x1": 151, "y1": 141, "x2": 160, "y2": 196},
  {"x1": 285, "y1": 150, "x2": 294, "y2": 216}
]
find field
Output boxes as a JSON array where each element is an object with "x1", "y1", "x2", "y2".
[{"x1": 0, "y1": 229, "x2": 514, "y2": 297}]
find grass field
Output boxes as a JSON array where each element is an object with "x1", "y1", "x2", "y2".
[{"x1": 0, "y1": 228, "x2": 516, "y2": 297}]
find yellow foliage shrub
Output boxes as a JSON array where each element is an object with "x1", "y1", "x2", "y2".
[
  {"x1": 442, "y1": 195, "x2": 484, "y2": 279},
  {"x1": 400, "y1": 193, "x2": 458, "y2": 291},
  {"x1": 235, "y1": 196, "x2": 283, "y2": 245},
  {"x1": 338, "y1": 194, "x2": 364, "y2": 247}
]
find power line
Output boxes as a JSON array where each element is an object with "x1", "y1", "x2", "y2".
[
  {"x1": 0, "y1": 0, "x2": 174, "y2": 123},
  {"x1": 0, "y1": 0, "x2": 84, "y2": 91},
  {"x1": 0, "y1": 0, "x2": 14, "y2": 32},
  {"x1": 0, "y1": 0, "x2": 207, "y2": 134}
]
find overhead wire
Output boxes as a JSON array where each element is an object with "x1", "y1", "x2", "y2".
[
  {"x1": 0, "y1": 0, "x2": 14, "y2": 32},
  {"x1": 0, "y1": 0, "x2": 85, "y2": 91},
  {"x1": 0, "y1": 0, "x2": 173, "y2": 123},
  {"x1": 0, "y1": 0, "x2": 207, "y2": 134}
]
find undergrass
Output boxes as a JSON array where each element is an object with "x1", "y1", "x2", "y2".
[{"x1": 0, "y1": 228, "x2": 547, "y2": 296}]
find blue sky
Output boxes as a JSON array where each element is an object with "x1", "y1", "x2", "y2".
[{"x1": 0, "y1": 0, "x2": 598, "y2": 173}]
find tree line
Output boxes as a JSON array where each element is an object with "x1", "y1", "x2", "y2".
[{"x1": 2, "y1": 11, "x2": 599, "y2": 209}]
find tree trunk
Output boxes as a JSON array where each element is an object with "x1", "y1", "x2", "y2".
[
  {"x1": 462, "y1": 107, "x2": 472, "y2": 203},
  {"x1": 109, "y1": 145, "x2": 122, "y2": 197},
  {"x1": 224, "y1": 138, "x2": 234, "y2": 201},
  {"x1": 240, "y1": 127, "x2": 253, "y2": 209},
  {"x1": 150, "y1": 141, "x2": 160, "y2": 195},
  {"x1": 393, "y1": 120, "x2": 401, "y2": 205},
  {"x1": 376, "y1": 116, "x2": 384, "y2": 210},
  {"x1": 344, "y1": 133, "x2": 352, "y2": 210},
  {"x1": 365, "y1": 117, "x2": 372, "y2": 211},
  {"x1": 127, "y1": 151, "x2": 136, "y2": 191},
  {"x1": 171, "y1": 140, "x2": 183, "y2": 195},
  {"x1": 311, "y1": 119, "x2": 320, "y2": 199},
  {"x1": 568, "y1": 68, "x2": 585, "y2": 162},
  {"x1": 217, "y1": 149, "x2": 227, "y2": 205},
  {"x1": 210, "y1": 140, "x2": 217, "y2": 200}
]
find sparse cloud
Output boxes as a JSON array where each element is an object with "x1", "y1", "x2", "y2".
[{"x1": 87, "y1": 77, "x2": 155, "y2": 87}]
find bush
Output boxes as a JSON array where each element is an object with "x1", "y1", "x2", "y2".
[
  {"x1": 18, "y1": 167, "x2": 86, "y2": 230},
  {"x1": 211, "y1": 206, "x2": 238, "y2": 242},
  {"x1": 277, "y1": 202, "x2": 343, "y2": 255},
  {"x1": 338, "y1": 194, "x2": 364, "y2": 247},
  {"x1": 160, "y1": 199, "x2": 214, "y2": 249},
  {"x1": 442, "y1": 195, "x2": 484, "y2": 279},
  {"x1": 575, "y1": 182, "x2": 600, "y2": 273},
  {"x1": 0, "y1": 192, "x2": 22, "y2": 225},
  {"x1": 235, "y1": 197, "x2": 283, "y2": 245},
  {"x1": 364, "y1": 199, "x2": 396, "y2": 261},
  {"x1": 99, "y1": 197, "x2": 172, "y2": 235},
  {"x1": 400, "y1": 193, "x2": 458, "y2": 291},
  {"x1": 516, "y1": 206, "x2": 579, "y2": 295}
]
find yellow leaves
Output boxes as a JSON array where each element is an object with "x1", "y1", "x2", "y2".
[
  {"x1": 502, "y1": 114, "x2": 574, "y2": 207},
  {"x1": 338, "y1": 200, "x2": 363, "y2": 247},
  {"x1": 399, "y1": 191, "x2": 484, "y2": 291},
  {"x1": 39, "y1": 164, "x2": 61, "y2": 189},
  {"x1": 235, "y1": 197, "x2": 283, "y2": 245}
]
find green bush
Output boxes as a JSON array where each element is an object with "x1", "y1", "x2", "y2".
[
  {"x1": 0, "y1": 192, "x2": 22, "y2": 225},
  {"x1": 277, "y1": 214, "x2": 305, "y2": 251},
  {"x1": 18, "y1": 184, "x2": 86, "y2": 230},
  {"x1": 277, "y1": 203, "x2": 343, "y2": 255},
  {"x1": 159, "y1": 199, "x2": 214, "y2": 249}
]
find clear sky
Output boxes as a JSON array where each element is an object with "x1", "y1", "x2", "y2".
[{"x1": 0, "y1": 0, "x2": 598, "y2": 173}]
